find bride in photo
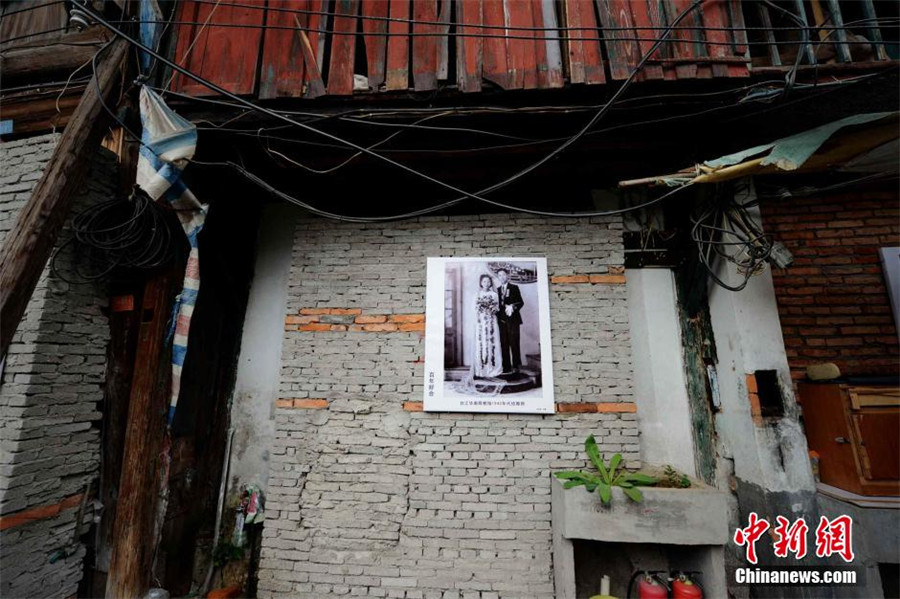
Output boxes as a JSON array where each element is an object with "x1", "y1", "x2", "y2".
[{"x1": 473, "y1": 274, "x2": 503, "y2": 379}]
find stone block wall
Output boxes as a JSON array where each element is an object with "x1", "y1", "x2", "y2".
[
  {"x1": 0, "y1": 134, "x2": 116, "y2": 599},
  {"x1": 257, "y1": 214, "x2": 638, "y2": 598}
]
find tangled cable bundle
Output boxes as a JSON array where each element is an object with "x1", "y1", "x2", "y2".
[
  {"x1": 51, "y1": 190, "x2": 178, "y2": 282},
  {"x1": 690, "y1": 184, "x2": 791, "y2": 292}
]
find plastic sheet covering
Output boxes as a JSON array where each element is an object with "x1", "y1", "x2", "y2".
[{"x1": 136, "y1": 86, "x2": 207, "y2": 425}]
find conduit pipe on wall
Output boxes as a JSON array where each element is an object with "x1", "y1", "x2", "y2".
[{"x1": 201, "y1": 427, "x2": 235, "y2": 596}]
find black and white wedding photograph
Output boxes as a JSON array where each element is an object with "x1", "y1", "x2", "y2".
[{"x1": 424, "y1": 257, "x2": 554, "y2": 413}]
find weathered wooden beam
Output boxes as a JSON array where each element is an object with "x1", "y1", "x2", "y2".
[
  {"x1": 0, "y1": 30, "x2": 109, "y2": 81},
  {"x1": 105, "y1": 271, "x2": 173, "y2": 599},
  {"x1": 0, "y1": 38, "x2": 128, "y2": 362},
  {"x1": 0, "y1": 90, "x2": 84, "y2": 136}
]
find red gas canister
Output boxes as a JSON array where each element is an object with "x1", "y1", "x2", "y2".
[
  {"x1": 636, "y1": 574, "x2": 668, "y2": 599},
  {"x1": 672, "y1": 575, "x2": 703, "y2": 599}
]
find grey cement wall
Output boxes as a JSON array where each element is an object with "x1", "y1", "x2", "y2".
[
  {"x1": 228, "y1": 204, "x2": 297, "y2": 496},
  {"x1": 0, "y1": 134, "x2": 116, "y2": 599},
  {"x1": 708, "y1": 203, "x2": 826, "y2": 599},
  {"x1": 625, "y1": 268, "x2": 697, "y2": 477},
  {"x1": 818, "y1": 494, "x2": 899, "y2": 599},
  {"x1": 257, "y1": 214, "x2": 638, "y2": 598}
]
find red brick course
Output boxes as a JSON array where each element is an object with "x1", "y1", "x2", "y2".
[
  {"x1": 276, "y1": 399, "x2": 329, "y2": 409},
  {"x1": 761, "y1": 192, "x2": 899, "y2": 380},
  {"x1": 401, "y1": 401, "x2": 637, "y2": 413},
  {"x1": 0, "y1": 493, "x2": 85, "y2": 531}
]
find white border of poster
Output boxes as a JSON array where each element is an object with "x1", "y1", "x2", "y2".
[{"x1": 423, "y1": 257, "x2": 554, "y2": 414}]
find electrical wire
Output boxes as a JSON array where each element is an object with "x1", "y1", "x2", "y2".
[
  {"x1": 106, "y1": 17, "x2": 898, "y2": 46},
  {"x1": 0, "y1": 78, "x2": 91, "y2": 95},
  {"x1": 150, "y1": 75, "x2": 855, "y2": 119},
  {"x1": 197, "y1": 73, "x2": 883, "y2": 158},
  {"x1": 50, "y1": 189, "x2": 179, "y2": 282},
  {"x1": 74, "y1": 0, "x2": 708, "y2": 219},
  {"x1": 755, "y1": 0, "x2": 808, "y2": 96},
  {"x1": 0, "y1": 27, "x2": 71, "y2": 45},
  {"x1": 159, "y1": 0, "x2": 899, "y2": 36},
  {"x1": 54, "y1": 51, "x2": 98, "y2": 129},
  {"x1": 722, "y1": 63, "x2": 898, "y2": 123},
  {"x1": 81, "y1": 35, "x2": 697, "y2": 224},
  {"x1": 163, "y1": 0, "x2": 223, "y2": 91},
  {"x1": 74, "y1": 1, "x2": 895, "y2": 225},
  {"x1": 0, "y1": 1, "x2": 66, "y2": 19},
  {"x1": 190, "y1": 156, "x2": 696, "y2": 223},
  {"x1": 691, "y1": 182, "x2": 775, "y2": 292},
  {"x1": 756, "y1": 171, "x2": 900, "y2": 200},
  {"x1": 0, "y1": 38, "x2": 106, "y2": 52},
  {"x1": 261, "y1": 110, "x2": 456, "y2": 173}
]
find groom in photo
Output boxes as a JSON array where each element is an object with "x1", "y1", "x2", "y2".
[{"x1": 495, "y1": 268, "x2": 524, "y2": 374}]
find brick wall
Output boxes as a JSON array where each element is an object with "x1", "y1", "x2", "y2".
[
  {"x1": 257, "y1": 214, "x2": 637, "y2": 598},
  {"x1": 761, "y1": 191, "x2": 900, "y2": 380},
  {"x1": 0, "y1": 134, "x2": 116, "y2": 598}
]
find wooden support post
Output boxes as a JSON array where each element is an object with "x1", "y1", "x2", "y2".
[
  {"x1": 105, "y1": 271, "x2": 173, "y2": 599},
  {"x1": 0, "y1": 39, "x2": 128, "y2": 362},
  {"x1": 95, "y1": 286, "x2": 143, "y2": 579}
]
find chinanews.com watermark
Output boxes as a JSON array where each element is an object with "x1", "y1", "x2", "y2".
[
  {"x1": 735, "y1": 566, "x2": 858, "y2": 586},
  {"x1": 732, "y1": 512, "x2": 864, "y2": 588}
]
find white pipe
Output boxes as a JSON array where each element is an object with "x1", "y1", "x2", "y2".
[{"x1": 200, "y1": 427, "x2": 235, "y2": 596}]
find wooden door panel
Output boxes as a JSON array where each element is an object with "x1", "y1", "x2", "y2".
[
  {"x1": 798, "y1": 383, "x2": 861, "y2": 493},
  {"x1": 853, "y1": 409, "x2": 900, "y2": 481}
]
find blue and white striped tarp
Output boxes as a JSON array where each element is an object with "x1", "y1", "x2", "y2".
[{"x1": 136, "y1": 86, "x2": 207, "y2": 425}]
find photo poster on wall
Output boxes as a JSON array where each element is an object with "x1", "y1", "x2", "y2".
[{"x1": 424, "y1": 257, "x2": 555, "y2": 414}]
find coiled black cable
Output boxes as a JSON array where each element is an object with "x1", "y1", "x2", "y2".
[{"x1": 50, "y1": 189, "x2": 178, "y2": 282}]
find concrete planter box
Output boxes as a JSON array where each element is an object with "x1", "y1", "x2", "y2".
[
  {"x1": 551, "y1": 479, "x2": 730, "y2": 598},
  {"x1": 552, "y1": 478, "x2": 730, "y2": 545}
]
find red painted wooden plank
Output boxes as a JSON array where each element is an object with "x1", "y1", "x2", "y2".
[
  {"x1": 259, "y1": 0, "x2": 307, "y2": 99},
  {"x1": 309, "y1": 0, "x2": 327, "y2": 72},
  {"x1": 436, "y1": 0, "x2": 451, "y2": 80},
  {"x1": 648, "y1": 0, "x2": 677, "y2": 79},
  {"x1": 482, "y1": 0, "x2": 510, "y2": 88},
  {"x1": 298, "y1": 24, "x2": 326, "y2": 97},
  {"x1": 362, "y1": 0, "x2": 389, "y2": 88},
  {"x1": 327, "y1": 0, "x2": 359, "y2": 95},
  {"x1": 629, "y1": 0, "x2": 664, "y2": 79},
  {"x1": 385, "y1": 0, "x2": 410, "y2": 90},
  {"x1": 505, "y1": 0, "x2": 538, "y2": 89},
  {"x1": 595, "y1": 0, "x2": 642, "y2": 80},
  {"x1": 170, "y1": 0, "x2": 200, "y2": 93},
  {"x1": 578, "y1": 0, "x2": 605, "y2": 83},
  {"x1": 536, "y1": 0, "x2": 564, "y2": 88},
  {"x1": 530, "y1": 0, "x2": 549, "y2": 88},
  {"x1": 562, "y1": 0, "x2": 604, "y2": 85},
  {"x1": 456, "y1": 0, "x2": 483, "y2": 93},
  {"x1": 613, "y1": 0, "x2": 643, "y2": 76},
  {"x1": 172, "y1": 0, "x2": 264, "y2": 96},
  {"x1": 670, "y1": 0, "x2": 700, "y2": 78},
  {"x1": 724, "y1": 0, "x2": 750, "y2": 77},
  {"x1": 561, "y1": 0, "x2": 585, "y2": 84},
  {"x1": 701, "y1": 0, "x2": 733, "y2": 77},
  {"x1": 412, "y1": 0, "x2": 438, "y2": 91},
  {"x1": 728, "y1": 0, "x2": 748, "y2": 57}
]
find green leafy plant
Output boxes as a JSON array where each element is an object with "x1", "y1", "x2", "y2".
[
  {"x1": 660, "y1": 464, "x2": 692, "y2": 489},
  {"x1": 555, "y1": 435, "x2": 658, "y2": 504}
]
